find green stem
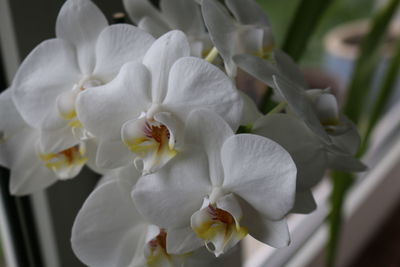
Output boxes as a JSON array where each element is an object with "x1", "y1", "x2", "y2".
[{"x1": 205, "y1": 47, "x2": 219, "y2": 63}]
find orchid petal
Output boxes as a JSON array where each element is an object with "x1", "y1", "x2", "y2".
[
  {"x1": 93, "y1": 24, "x2": 155, "y2": 81},
  {"x1": 327, "y1": 152, "x2": 367, "y2": 172},
  {"x1": 202, "y1": 0, "x2": 237, "y2": 76},
  {"x1": 56, "y1": 0, "x2": 108, "y2": 74},
  {"x1": 166, "y1": 227, "x2": 203, "y2": 255},
  {"x1": 233, "y1": 54, "x2": 278, "y2": 87},
  {"x1": 153, "y1": 112, "x2": 184, "y2": 150},
  {"x1": 138, "y1": 17, "x2": 171, "y2": 38},
  {"x1": 76, "y1": 62, "x2": 151, "y2": 141},
  {"x1": 225, "y1": 0, "x2": 270, "y2": 26},
  {"x1": 274, "y1": 49, "x2": 308, "y2": 88},
  {"x1": 252, "y1": 114, "x2": 327, "y2": 189},
  {"x1": 221, "y1": 134, "x2": 296, "y2": 220},
  {"x1": 164, "y1": 57, "x2": 243, "y2": 130},
  {"x1": 123, "y1": 0, "x2": 166, "y2": 26},
  {"x1": 143, "y1": 30, "x2": 190, "y2": 103},
  {"x1": 12, "y1": 39, "x2": 80, "y2": 128},
  {"x1": 273, "y1": 75, "x2": 331, "y2": 143},
  {"x1": 3, "y1": 129, "x2": 57, "y2": 195},
  {"x1": 39, "y1": 126, "x2": 79, "y2": 154},
  {"x1": 96, "y1": 140, "x2": 133, "y2": 169},
  {"x1": 185, "y1": 110, "x2": 234, "y2": 186},
  {"x1": 0, "y1": 89, "x2": 26, "y2": 138},
  {"x1": 72, "y1": 179, "x2": 147, "y2": 267},
  {"x1": 292, "y1": 190, "x2": 317, "y2": 214},
  {"x1": 238, "y1": 91, "x2": 262, "y2": 125},
  {"x1": 331, "y1": 116, "x2": 361, "y2": 155},
  {"x1": 160, "y1": 0, "x2": 204, "y2": 34},
  {"x1": 132, "y1": 148, "x2": 211, "y2": 229},
  {"x1": 239, "y1": 199, "x2": 290, "y2": 247}
]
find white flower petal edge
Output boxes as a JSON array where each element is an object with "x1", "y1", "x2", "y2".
[
  {"x1": 71, "y1": 176, "x2": 149, "y2": 267},
  {"x1": 221, "y1": 134, "x2": 297, "y2": 220},
  {"x1": 56, "y1": 0, "x2": 108, "y2": 74}
]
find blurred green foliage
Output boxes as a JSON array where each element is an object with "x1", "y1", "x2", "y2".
[{"x1": 256, "y1": 0, "x2": 375, "y2": 65}]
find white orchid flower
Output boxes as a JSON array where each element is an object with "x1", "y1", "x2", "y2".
[
  {"x1": 234, "y1": 50, "x2": 366, "y2": 172},
  {"x1": 133, "y1": 110, "x2": 296, "y2": 257},
  {"x1": 71, "y1": 167, "x2": 221, "y2": 267},
  {"x1": 11, "y1": 0, "x2": 154, "y2": 155},
  {"x1": 123, "y1": 0, "x2": 212, "y2": 57},
  {"x1": 201, "y1": 0, "x2": 274, "y2": 77},
  {"x1": 76, "y1": 30, "x2": 243, "y2": 174},
  {"x1": 0, "y1": 89, "x2": 98, "y2": 195}
]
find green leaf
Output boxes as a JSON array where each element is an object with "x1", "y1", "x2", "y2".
[
  {"x1": 359, "y1": 36, "x2": 400, "y2": 155},
  {"x1": 343, "y1": 0, "x2": 400, "y2": 124},
  {"x1": 328, "y1": 171, "x2": 355, "y2": 267},
  {"x1": 282, "y1": 0, "x2": 336, "y2": 62}
]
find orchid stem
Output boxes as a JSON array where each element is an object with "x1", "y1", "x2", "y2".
[
  {"x1": 205, "y1": 47, "x2": 219, "y2": 63},
  {"x1": 267, "y1": 102, "x2": 287, "y2": 115}
]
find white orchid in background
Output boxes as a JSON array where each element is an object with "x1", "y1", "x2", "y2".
[
  {"x1": 234, "y1": 50, "x2": 366, "y2": 171},
  {"x1": 133, "y1": 110, "x2": 296, "y2": 257},
  {"x1": 123, "y1": 0, "x2": 212, "y2": 57},
  {"x1": 11, "y1": 0, "x2": 154, "y2": 155},
  {"x1": 201, "y1": 0, "x2": 275, "y2": 77},
  {"x1": 0, "y1": 89, "x2": 97, "y2": 195},
  {"x1": 72, "y1": 167, "x2": 222, "y2": 267},
  {"x1": 76, "y1": 30, "x2": 243, "y2": 174}
]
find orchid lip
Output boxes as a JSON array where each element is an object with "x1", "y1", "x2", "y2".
[{"x1": 38, "y1": 144, "x2": 87, "y2": 179}]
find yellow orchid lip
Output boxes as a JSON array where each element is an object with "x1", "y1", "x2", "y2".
[
  {"x1": 146, "y1": 229, "x2": 172, "y2": 266},
  {"x1": 192, "y1": 204, "x2": 248, "y2": 257},
  {"x1": 39, "y1": 145, "x2": 87, "y2": 177}
]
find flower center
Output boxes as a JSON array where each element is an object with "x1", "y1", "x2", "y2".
[
  {"x1": 191, "y1": 204, "x2": 248, "y2": 257},
  {"x1": 143, "y1": 122, "x2": 170, "y2": 146},
  {"x1": 145, "y1": 229, "x2": 171, "y2": 267},
  {"x1": 39, "y1": 145, "x2": 87, "y2": 179}
]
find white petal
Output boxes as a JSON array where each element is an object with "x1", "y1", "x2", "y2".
[
  {"x1": 221, "y1": 134, "x2": 297, "y2": 220},
  {"x1": 164, "y1": 57, "x2": 243, "y2": 130},
  {"x1": 238, "y1": 91, "x2": 262, "y2": 125},
  {"x1": 0, "y1": 89, "x2": 26, "y2": 137},
  {"x1": 239, "y1": 198, "x2": 290, "y2": 248},
  {"x1": 273, "y1": 75, "x2": 331, "y2": 143},
  {"x1": 233, "y1": 54, "x2": 278, "y2": 87},
  {"x1": 83, "y1": 138, "x2": 106, "y2": 175},
  {"x1": 39, "y1": 126, "x2": 79, "y2": 154},
  {"x1": 252, "y1": 114, "x2": 327, "y2": 189},
  {"x1": 96, "y1": 140, "x2": 133, "y2": 169},
  {"x1": 56, "y1": 0, "x2": 108, "y2": 73},
  {"x1": 3, "y1": 129, "x2": 57, "y2": 195},
  {"x1": 225, "y1": 0, "x2": 270, "y2": 26},
  {"x1": 202, "y1": 0, "x2": 237, "y2": 76},
  {"x1": 143, "y1": 30, "x2": 190, "y2": 103},
  {"x1": 327, "y1": 152, "x2": 367, "y2": 172},
  {"x1": 12, "y1": 39, "x2": 80, "y2": 128},
  {"x1": 93, "y1": 24, "x2": 155, "y2": 81},
  {"x1": 291, "y1": 190, "x2": 317, "y2": 214},
  {"x1": 274, "y1": 49, "x2": 308, "y2": 88},
  {"x1": 160, "y1": 0, "x2": 205, "y2": 35},
  {"x1": 71, "y1": 179, "x2": 147, "y2": 267},
  {"x1": 76, "y1": 62, "x2": 151, "y2": 141},
  {"x1": 185, "y1": 110, "x2": 233, "y2": 186},
  {"x1": 138, "y1": 17, "x2": 171, "y2": 38},
  {"x1": 123, "y1": 0, "x2": 166, "y2": 25},
  {"x1": 132, "y1": 148, "x2": 211, "y2": 229},
  {"x1": 331, "y1": 116, "x2": 361, "y2": 155},
  {"x1": 166, "y1": 227, "x2": 203, "y2": 254}
]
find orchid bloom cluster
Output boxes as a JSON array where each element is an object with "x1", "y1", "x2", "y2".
[{"x1": 0, "y1": 0, "x2": 366, "y2": 266}]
